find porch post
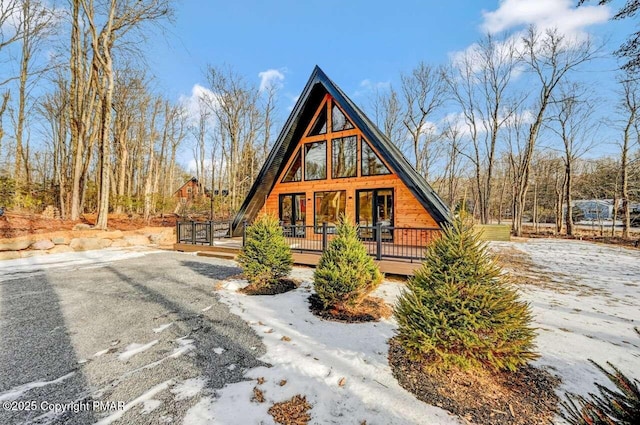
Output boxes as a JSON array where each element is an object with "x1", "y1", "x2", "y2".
[
  {"x1": 322, "y1": 222, "x2": 328, "y2": 252},
  {"x1": 376, "y1": 222, "x2": 382, "y2": 260},
  {"x1": 209, "y1": 220, "x2": 214, "y2": 246},
  {"x1": 242, "y1": 220, "x2": 247, "y2": 247}
]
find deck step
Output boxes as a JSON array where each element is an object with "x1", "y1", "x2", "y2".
[{"x1": 197, "y1": 251, "x2": 237, "y2": 260}]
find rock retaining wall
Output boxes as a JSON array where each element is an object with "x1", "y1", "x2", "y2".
[{"x1": 0, "y1": 227, "x2": 175, "y2": 260}]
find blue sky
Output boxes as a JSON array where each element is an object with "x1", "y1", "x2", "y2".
[{"x1": 149, "y1": 0, "x2": 631, "y2": 106}]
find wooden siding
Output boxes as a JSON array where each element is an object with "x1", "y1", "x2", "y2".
[{"x1": 258, "y1": 95, "x2": 439, "y2": 235}]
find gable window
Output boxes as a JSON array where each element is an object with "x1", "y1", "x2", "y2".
[
  {"x1": 305, "y1": 141, "x2": 326, "y2": 180},
  {"x1": 331, "y1": 136, "x2": 357, "y2": 179},
  {"x1": 314, "y1": 191, "x2": 346, "y2": 231},
  {"x1": 331, "y1": 103, "x2": 354, "y2": 132},
  {"x1": 308, "y1": 105, "x2": 328, "y2": 136},
  {"x1": 361, "y1": 138, "x2": 390, "y2": 176},
  {"x1": 282, "y1": 148, "x2": 302, "y2": 182}
]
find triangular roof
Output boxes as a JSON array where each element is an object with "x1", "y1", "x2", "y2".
[
  {"x1": 231, "y1": 66, "x2": 451, "y2": 235},
  {"x1": 174, "y1": 177, "x2": 199, "y2": 195}
]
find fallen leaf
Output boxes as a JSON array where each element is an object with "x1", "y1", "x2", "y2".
[
  {"x1": 338, "y1": 377, "x2": 346, "y2": 387},
  {"x1": 281, "y1": 336, "x2": 291, "y2": 342}
]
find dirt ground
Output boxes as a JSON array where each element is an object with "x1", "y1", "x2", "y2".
[{"x1": 0, "y1": 212, "x2": 178, "y2": 239}]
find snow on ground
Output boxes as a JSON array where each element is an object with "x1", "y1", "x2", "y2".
[
  {"x1": 183, "y1": 239, "x2": 640, "y2": 425},
  {"x1": 0, "y1": 246, "x2": 159, "y2": 283},
  {"x1": 193, "y1": 267, "x2": 462, "y2": 425},
  {"x1": 493, "y1": 239, "x2": 640, "y2": 398}
]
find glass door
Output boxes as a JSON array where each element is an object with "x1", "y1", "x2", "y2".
[
  {"x1": 279, "y1": 193, "x2": 306, "y2": 237},
  {"x1": 356, "y1": 189, "x2": 393, "y2": 241}
]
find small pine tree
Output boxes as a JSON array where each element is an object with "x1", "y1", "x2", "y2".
[
  {"x1": 313, "y1": 216, "x2": 382, "y2": 310},
  {"x1": 394, "y1": 215, "x2": 537, "y2": 372},
  {"x1": 561, "y1": 336, "x2": 640, "y2": 425},
  {"x1": 237, "y1": 214, "x2": 293, "y2": 288}
]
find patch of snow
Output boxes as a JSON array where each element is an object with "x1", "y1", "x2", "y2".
[
  {"x1": 211, "y1": 270, "x2": 460, "y2": 425},
  {"x1": 182, "y1": 396, "x2": 217, "y2": 425},
  {"x1": 201, "y1": 305, "x2": 213, "y2": 312},
  {"x1": 153, "y1": 323, "x2": 173, "y2": 333},
  {"x1": 227, "y1": 364, "x2": 236, "y2": 371},
  {"x1": 0, "y1": 248, "x2": 159, "y2": 283},
  {"x1": 213, "y1": 347, "x2": 224, "y2": 355},
  {"x1": 94, "y1": 380, "x2": 174, "y2": 425},
  {"x1": 205, "y1": 239, "x2": 640, "y2": 424},
  {"x1": 118, "y1": 340, "x2": 158, "y2": 361},
  {"x1": 140, "y1": 399, "x2": 162, "y2": 414},
  {"x1": 170, "y1": 336, "x2": 195, "y2": 358},
  {"x1": 94, "y1": 349, "x2": 109, "y2": 357},
  {"x1": 492, "y1": 239, "x2": 640, "y2": 400},
  {"x1": 171, "y1": 377, "x2": 207, "y2": 401},
  {"x1": 0, "y1": 372, "x2": 75, "y2": 402}
]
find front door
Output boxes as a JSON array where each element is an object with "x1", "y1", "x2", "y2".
[
  {"x1": 356, "y1": 189, "x2": 393, "y2": 241},
  {"x1": 279, "y1": 193, "x2": 306, "y2": 237}
]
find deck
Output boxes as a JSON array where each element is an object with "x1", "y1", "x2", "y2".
[{"x1": 173, "y1": 239, "x2": 422, "y2": 277}]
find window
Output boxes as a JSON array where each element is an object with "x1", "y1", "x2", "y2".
[
  {"x1": 356, "y1": 189, "x2": 394, "y2": 241},
  {"x1": 308, "y1": 105, "x2": 327, "y2": 136},
  {"x1": 361, "y1": 138, "x2": 390, "y2": 176},
  {"x1": 279, "y1": 193, "x2": 306, "y2": 237},
  {"x1": 331, "y1": 103, "x2": 354, "y2": 132},
  {"x1": 282, "y1": 148, "x2": 302, "y2": 182},
  {"x1": 305, "y1": 141, "x2": 326, "y2": 180},
  {"x1": 331, "y1": 136, "x2": 357, "y2": 178},
  {"x1": 314, "y1": 191, "x2": 346, "y2": 231}
]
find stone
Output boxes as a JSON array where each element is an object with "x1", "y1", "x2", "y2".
[
  {"x1": 30, "y1": 239, "x2": 55, "y2": 250},
  {"x1": 69, "y1": 237, "x2": 112, "y2": 251},
  {"x1": 21, "y1": 250, "x2": 46, "y2": 258},
  {"x1": 96, "y1": 230, "x2": 123, "y2": 239},
  {"x1": 0, "y1": 251, "x2": 21, "y2": 260},
  {"x1": 51, "y1": 237, "x2": 70, "y2": 245},
  {"x1": 47, "y1": 245, "x2": 74, "y2": 254},
  {"x1": 110, "y1": 240, "x2": 129, "y2": 248},
  {"x1": 73, "y1": 223, "x2": 92, "y2": 231},
  {"x1": 123, "y1": 235, "x2": 150, "y2": 246},
  {"x1": 0, "y1": 240, "x2": 32, "y2": 252}
]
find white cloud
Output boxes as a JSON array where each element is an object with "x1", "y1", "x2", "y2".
[
  {"x1": 258, "y1": 69, "x2": 285, "y2": 92},
  {"x1": 354, "y1": 78, "x2": 391, "y2": 97},
  {"x1": 178, "y1": 84, "x2": 218, "y2": 125},
  {"x1": 481, "y1": 0, "x2": 610, "y2": 36}
]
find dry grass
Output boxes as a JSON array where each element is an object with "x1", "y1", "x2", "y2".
[
  {"x1": 252, "y1": 386, "x2": 265, "y2": 403},
  {"x1": 308, "y1": 295, "x2": 392, "y2": 323},
  {"x1": 388, "y1": 338, "x2": 559, "y2": 425},
  {"x1": 268, "y1": 395, "x2": 312, "y2": 425},
  {"x1": 240, "y1": 278, "x2": 300, "y2": 295}
]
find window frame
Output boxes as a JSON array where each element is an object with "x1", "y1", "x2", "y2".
[
  {"x1": 331, "y1": 135, "x2": 358, "y2": 179},
  {"x1": 313, "y1": 190, "x2": 346, "y2": 233},
  {"x1": 304, "y1": 141, "x2": 327, "y2": 181}
]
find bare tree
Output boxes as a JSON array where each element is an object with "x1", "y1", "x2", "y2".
[
  {"x1": 618, "y1": 76, "x2": 640, "y2": 238},
  {"x1": 511, "y1": 27, "x2": 599, "y2": 236},
  {"x1": 204, "y1": 65, "x2": 264, "y2": 213},
  {"x1": 80, "y1": 0, "x2": 172, "y2": 229},
  {"x1": 445, "y1": 33, "x2": 521, "y2": 224},
  {"x1": 371, "y1": 85, "x2": 405, "y2": 146},
  {"x1": 400, "y1": 62, "x2": 447, "y2": 178},
  {"x1": 13, "y1": 0, "x2": 58, "y2": 189}
]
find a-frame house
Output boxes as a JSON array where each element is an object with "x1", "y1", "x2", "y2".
[{"x1": 231, "y1": 66, "x2": 450, "y2": 242}]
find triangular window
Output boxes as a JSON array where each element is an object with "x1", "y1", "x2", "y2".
[
  {"x1": 308, "y1": 105, "x2": 327, "y2": 136},
  {"x1": 361, "y1": 138, "x2": 390, "y2": 176},
  {"x1": 282, "y1": 148, "x2": 302, "y2": 182},
  {"x1": 331, "y1": 103, "x2": 354, "y2": 132}
]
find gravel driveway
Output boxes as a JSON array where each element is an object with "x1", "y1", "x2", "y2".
[{"x1": 0, "y1": 250, "x2": 266, "y2": 424}]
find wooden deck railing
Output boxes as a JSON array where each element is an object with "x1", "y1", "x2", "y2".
[
  {"x1": 176, "y1": 220, "x2": 440, "y2": 262},
  {"x1": 176, "y1": 220, "x2": 233, "y2": 245}
]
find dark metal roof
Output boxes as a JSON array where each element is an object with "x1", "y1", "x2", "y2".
[{"x1": 231, "y1": 66, "x2": 451, "y2": 236}]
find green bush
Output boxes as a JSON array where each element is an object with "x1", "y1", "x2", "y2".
[
  {"x1": 561, "y1": 332, "x2": 640, "y2": 425},
  {"x1": 313, "y1": 216, "x2": 382, "y2": 310},
  {"x1": 394, "y1": 216, "x2": 537, "y2": 372},
  {"x1": 237, "y1": 214, "x2": 292, "y2": 288}
]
